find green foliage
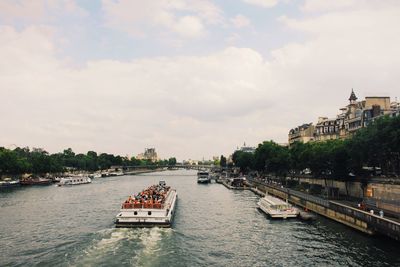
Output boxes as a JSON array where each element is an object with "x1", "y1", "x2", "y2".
[
  {"x1": 0, "y1": 148, "x2": 30, "y2": 174},
  {"x1": 220, "y1": 155, "x2": 227, "y2": 167},
  {"x1": 254, "y1": 141, "x2": 290, "y2": 175},
  {"x1": 168, "y1": 157, "x2": 177, "y2": 166},
  {"x1": 0, "y1": 146, "x2": 178, "y2": 175},
  {"x1": 348, "y1": 115, "x2": 400, "y2": 175},
  {"x1": 232, "y1": 115, "x2": 400, "y2": 178},
  {"x1": 232, "y1": 150, "x2": 254, "y2": 172}
]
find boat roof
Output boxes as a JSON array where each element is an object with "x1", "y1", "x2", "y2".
[{"x1": 262, "y1": 195, "x2": 290, "y2": 206}]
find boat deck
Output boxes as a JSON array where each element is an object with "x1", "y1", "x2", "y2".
[{"x1": 115, "y1": 182, "x2": 178, "y2": 228}]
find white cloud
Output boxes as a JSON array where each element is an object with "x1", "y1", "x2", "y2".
[
  {"x1": 1, "y1": 1, "x2": 400, "y2": 160},
  {"x1": 271, "y1": 2, "x2": 400, "y2": 121},
  {"x1": 0, "y1": 1, "x2": 45, "y2": 22},
  {"x1": 0, "y1": 26, "x2": 278, "y2": 159},
  {"x1": 0, "y1": 0, "x2": 87, "y2": 23},
  {"x1": 301, "y1": 0, "x2": 400, "y2": 13},
  {"x1": 231, "y1": 14, "x2": 251, "y2": 28},
  {"x1": 172, "y1": 16, "x2": 205, "y2": 39},
  {"x1": 302, "y1": 0, "x2": 358, "y2": 12},
  {"x1": 243, "y1": 0, "x2": 279, "y2": 8},
  {"x1": 102, "y1": 0, "x2": 223, "y2": 39}
]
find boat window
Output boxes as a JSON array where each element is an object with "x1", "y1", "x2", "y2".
[
  {"x1": 134, "y1": 211, "x2": 138, "y2": 215},
  {"x1": 148, "y1": 211, "x2": 152, "y2": 216}
]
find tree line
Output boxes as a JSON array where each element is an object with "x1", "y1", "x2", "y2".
[
  {"x1": 0, "y1": 147, "x2": 177, "y2": 176},
  {"x1": 233, "y1": 115, "x2": 400, "y2": 179}
]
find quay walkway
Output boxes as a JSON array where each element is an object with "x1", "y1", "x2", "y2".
[{"x1": 247, "y1": 178, "x2": 400, "y2": 241}]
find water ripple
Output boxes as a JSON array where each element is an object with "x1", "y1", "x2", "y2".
[{"x1": 1, "y1": 170, "x2": 399, "y2": 267}]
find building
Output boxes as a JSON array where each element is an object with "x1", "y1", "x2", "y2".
[
  {"x1": 237, "y1": 142, "x2": 256, "y2": 153},
  {"x1": 389, "y1": 100, "x2": 400, "y2": 117},
  {"x1": 314, "y1": 117, "x2": 340, "y2": 141},
  {"x1": 315, "y1": 90, "x2": 397, "y2": 141},
  {"x1": 137, "y1": 148, "x2": 159, "y2": 162},
  {"x1": 182, "y1": 159, "x2": 199, "y2": 165},
  {"x1": 289, "y1": 89, "x2": 399, "y2": 144},
  {"x1": 288, "y1": 123, "x2": 315, "y2": 145}
]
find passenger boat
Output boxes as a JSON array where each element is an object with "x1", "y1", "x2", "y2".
[
  {"x1": 227, "y1": 177, "x2": 246, "y2": 188},
  {"x1": 115, "y1": 181, "x2": 178, "y2": 228},
  {"x1": 88, "y1": 173, "x2": 102, "y2": 179},
  {"x1": 257, "y1": 194, "x2": 299, "y2": 219},
  {"x1": 0, "y1": 178, "x2": 20, "y2": 188},
  {"x1": 20, "y1": 177, "x2": 52, "y2": 186},
  {"x1": 197, "y1": 171, "x2": 210, "y2": 183},
  {"x1": 57, "y1": 176, "x2": 91, "y2": 186}
]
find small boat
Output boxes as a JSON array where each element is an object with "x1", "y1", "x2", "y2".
[
  {"x1": 257, "y1": 194, "x2": 299, "y2": 219},
  {"x1": 0, "y1": 178, "x2": 20, "y2": 188},
  {"x1": 58, "y1": 176, "x2": 91, "y2": 186},
  {"x1": 20, "y1": 177, "x2": 52, "y2": 186},
  {"x1": 197, "y1": 171, "x2": 210, "y2": 183},
  {"x1": 298, "y1": 210, "x2": 316, "y2": 221},
  {"x1": 88, "y1": 173, "x2": 102, "y2": 179},
  {"x1": 110, "y1": 172, "x2": 124, "y2": 176},
  {"x1": 52, "y1": 177, "x2": 62, "y2": 183},
  {"x1": 227, "y1": 177, "x2": 247, "y2": 188},
  {"x1": 115, "y1": 181, "x2": 178, "y2": 228}
]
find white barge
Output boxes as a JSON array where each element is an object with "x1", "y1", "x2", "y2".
[
  {"x1": 257, "y1": 194, "x2": 299, "y2": 219},
  {"x1": 57, "y1": 176, "x2": 91, "y2": 186},
  {"x1": 197, "y1": 171, "x2": 210, "y2": 183},
  {"x1": 115, "y1": 181, "x2": 178, "y2": 228}
]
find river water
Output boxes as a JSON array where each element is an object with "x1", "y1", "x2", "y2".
[{"x1": 0, "y1": 170, "x2": 399, "y2": 267}]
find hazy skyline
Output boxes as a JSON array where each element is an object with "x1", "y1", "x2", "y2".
[{"x1": 1, "y1": 0, "x2": 399, "y2": 160}]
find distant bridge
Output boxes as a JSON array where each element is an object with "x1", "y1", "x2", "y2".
[{"x1": 117, "y1": 165, "x2": 221, "y2": 171}]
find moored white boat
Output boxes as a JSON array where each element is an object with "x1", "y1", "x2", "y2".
[
  {"x1": 115, "y1": 181, "x2": 177, "y2": 228},
  {"x1": 257, "y1": 194, "x2": 299, "y2": 219},
  {"x1": 197, "y1": 171, "x2": 210, "y2": 183},
  {"x1": 88, "y1": 173, "x2": 102, "y2": 179},
  {"x1": 0, "y1": 178, "x2": 20, "y2": 188},
  {"x1": 58, "y1": 176, "x2": 91, "y2": 186}
]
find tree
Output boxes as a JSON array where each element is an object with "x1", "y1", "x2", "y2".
[
  {"x1": 289, "y1": 142, "x2": 309, "y2": 174},
  {"x1": 347, "y1": 115, "x2": 400, "y2": 176},
  {"x1": 232, "y1": 150, "x2": 254, "y2": 173},
  {"x1": 168, "y1": 157, "x2": 177, "y2": 166},
  {"x1": 86, "y1": 151, "x2": 99, "y2": 171},
  {"x1": 30, "y1": 149, "x2": 51, "y2": 174},
  {"x1": 254, "y1": 141, "x2": 289, "y2": 176},
  {"x1": 130, "y1": 156, "x2": 142, "y2": 166},
  {"x1": 220, "y1": 155, "x2": 227, "y2": 167},
  {"x1": 0, "y1": 149, "x2": 30, "y2": 175},
  {"x1": 98, "y1": 153, "x2": 113, "y2": 170}
]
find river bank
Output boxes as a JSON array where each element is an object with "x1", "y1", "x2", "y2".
[
  {"x1": 245, "y1": 177, "x2": 400, "y2": 241},
  {"x1": 0, "y1": 168, "x2": 166, "y2": 187}
]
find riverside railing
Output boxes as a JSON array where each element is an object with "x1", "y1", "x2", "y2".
[{"x1": 248, "y1": 177, "x2": 400, "y2": 240}]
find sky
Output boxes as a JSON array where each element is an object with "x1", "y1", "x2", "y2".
[{"x1": 0, "y1": 0, "x2": 399, "y2": 161}]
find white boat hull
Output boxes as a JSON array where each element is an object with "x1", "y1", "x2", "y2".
[
  {"x1": 257, "y1": 194, "x2": 299, "y2": 219},
  {"x1": 257, "y1": 201, "x2": 298, "y2": 219},
  {"x1": 115, "y1": 190, "x2": 178, "y2": 228},
  {"x1": 58, "y1": 177, "x2": 91, "y2": 186},
  {"x1": 197, "y1": 178, "x2": 210, "y2": 183}
]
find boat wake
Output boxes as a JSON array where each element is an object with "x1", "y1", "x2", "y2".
[
  {"x1": 132, "y1": 227, "x2": 173, "y2": 266},
  {"x1": 69, "y1": 227, "x2": 172, "y2": 266}
]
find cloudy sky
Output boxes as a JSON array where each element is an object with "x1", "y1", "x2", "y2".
[{"x1": 0, "y1": 0, "x2": 399, "y2": 160}]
